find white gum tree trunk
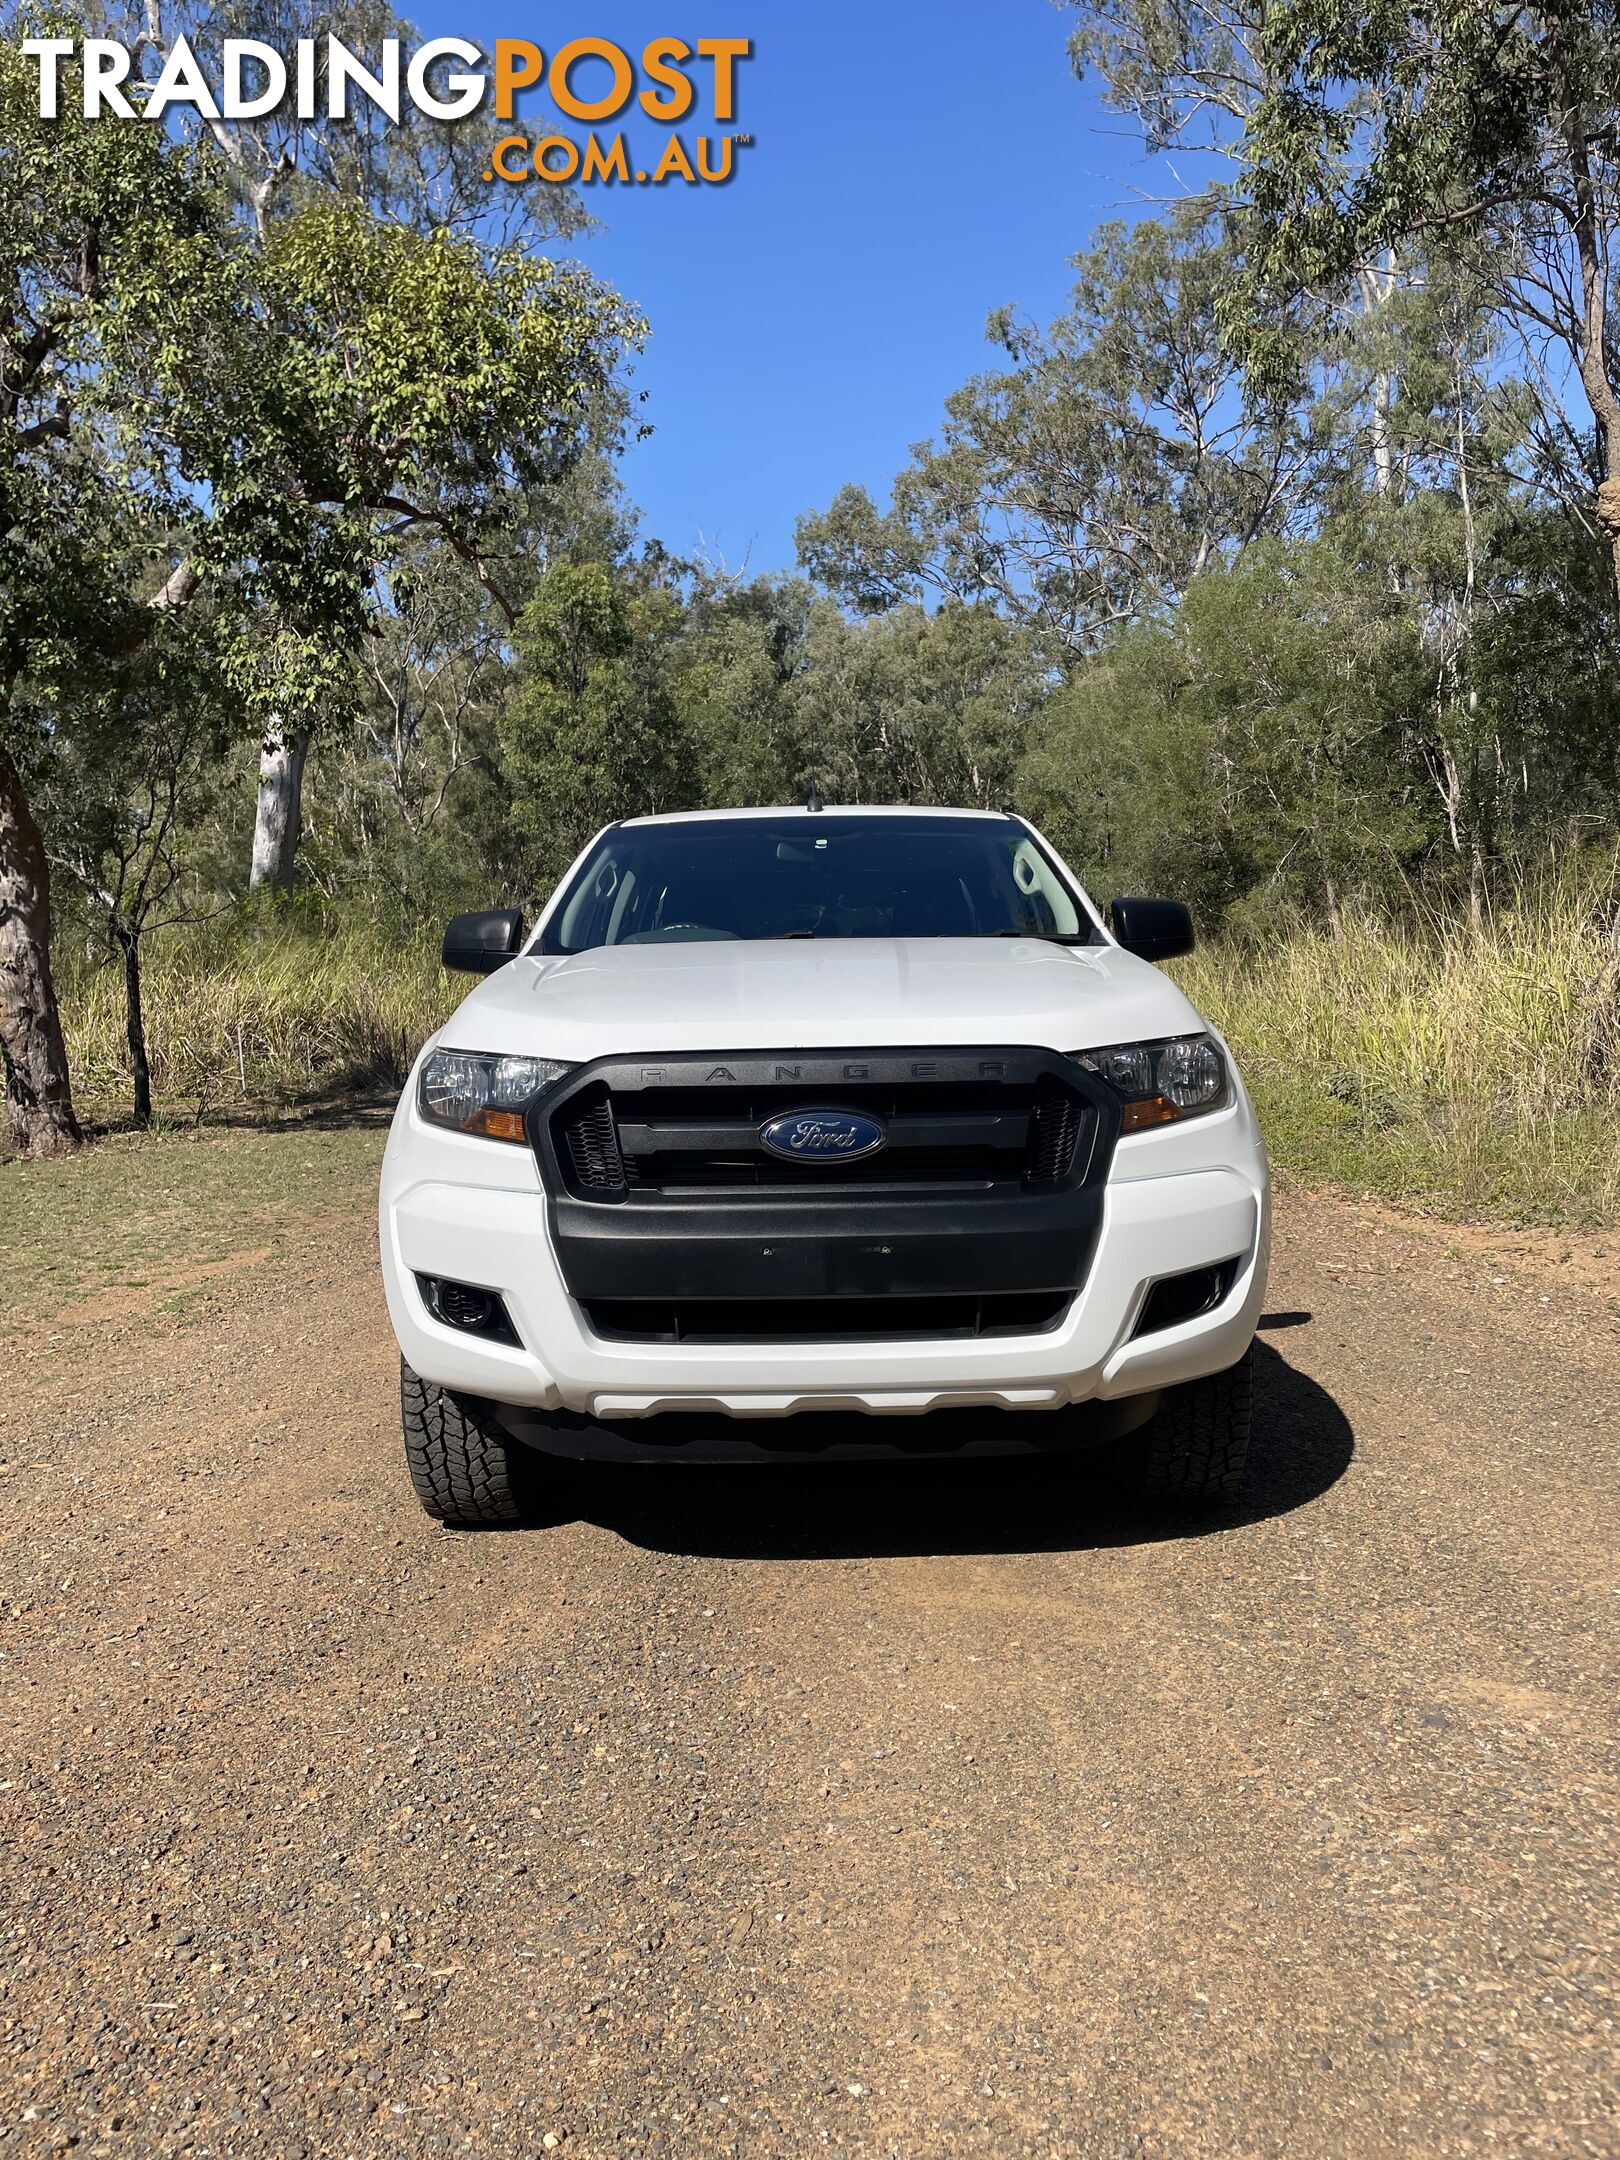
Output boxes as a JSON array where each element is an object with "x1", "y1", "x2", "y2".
[{"x1": 249, "y1": 727, "x2": 310, "y2": 894}]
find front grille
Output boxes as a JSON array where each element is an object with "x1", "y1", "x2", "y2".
[
  {"x1": 533, "y1": 1048, "x2": 1118, "y2": 1313},
  {"x1": 549, "y1": 1067, "x2": 1094, "y2": 1201},
  {"x1": 582, "y1": 1292, "x2": 1071, "y2": 1343}
]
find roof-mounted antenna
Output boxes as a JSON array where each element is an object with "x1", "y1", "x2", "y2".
[{"x1": 798, "y1": 779, "x2": 826, "y2": 813}]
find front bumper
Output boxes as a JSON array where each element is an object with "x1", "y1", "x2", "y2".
[{"x1": 378, "y1": 1078, "x2": 1271, "y2": 1433}]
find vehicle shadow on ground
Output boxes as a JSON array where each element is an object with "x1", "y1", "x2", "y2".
[{"x1": 559, "y1": 1331, "x2": 1354, "y2": 1562}]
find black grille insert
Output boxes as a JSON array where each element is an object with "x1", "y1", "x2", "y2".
[
  {"x1": 559, "y1": 1088, "x2": 627, "y2": 1194},
  {"x1": 1027, "y1": 1081, "x2": 1085, "y2": 1183},
  {"x1": 582, "y1": 1292, "x2": 1071, "y2": 1344}
]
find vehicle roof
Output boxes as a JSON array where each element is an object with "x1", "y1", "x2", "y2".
[{"x1": 617, "y1": 805, "x2": 1018, "y2": 828}]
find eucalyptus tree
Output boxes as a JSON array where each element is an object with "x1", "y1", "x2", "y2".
[
  {"x1": 0, "y1": 26, "x2": 209, "y2": 1150},
  {"x1": 111, "y1": 0, "x2": 594, "y2": 889},
  {"x1": 789, "y1": 602, "x2": 1052, "y2": 810},
  {"x1": 0, "y1": 28, "x2": 637, "y2": 1152},
  {"x1": 666, "y1": 571, "x2": 819, "y2": 809},
  {"x1": 796, "y1": 201, "x2": 1321, "y2": 653},
  {"x1": 1068, "y1": 0, "x2": 1620, "y2": 611},
  {"x1": 1062, "y1": 0, "x2": 1436, "y2": 506},
  {"x1": 1064, "y1": 0, "x2": 1266, "y2": 156},
  {"x1": 1226, "y1": 0, "x2": 1620, "y2": 612},
  {"x1": 1016, "y1": 538, "x2": 1433, "y2": 920},
  {"x1": 301, "y1": 542, "x2": 510, "y2": 922}
]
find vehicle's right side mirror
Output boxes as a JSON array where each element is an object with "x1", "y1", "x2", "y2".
[
  {"x1": 442, "y1": 908, "x2": 525, "y2": 975},
  {"x1": 1110, "y1": 896, "x2": 1195, "y2": 963}
]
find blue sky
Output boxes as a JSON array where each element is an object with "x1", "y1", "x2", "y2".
[{"x1": 410, "y1": 2, "x2": 1177, "y2": 575}]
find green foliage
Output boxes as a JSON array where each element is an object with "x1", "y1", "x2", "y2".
[
  {"x1": 497, "y1": 563, "x2": 1062, "y2": 897},
  {"x1": 793, "y1": 601, "x2": 1052, "y2": 810},
  {"x1": 1200, "y1": 0, "x2": 1620, "y2": 626},
  {"x1": 37, "y1": 617, "x2": 232, "y2": 922},
  {"x1": 502, "y1": 561, "x2": 697, "y2": 887},
  {"x1": 294, "y1": 543, "x2": 514, "y2": 923},
  {"x1": 1235, "y1": 0, "x2": 1599, "y2": 282},
  {"x1": 129, "y1": 197, "x2": 640, "y2": 729},
  {"x1": 1017, "y1": 539, "x2": 1432, "y2": 915},
  {"x1": 2, "y1": 20, "x2": 642, "y2": 732},
  {"x1": 1064, "y1": 0, "x2": 1265, "y2": 157},
  {"x1": 1467, "y1": 511, "x2": 1620, "y2": 843},
  {"x1": 0, "y1": 25, "x2": 213, "y2": 698},
  {"x1": 668, "y1": 573, "x2": 819, "y2": 807},
  {"x1": 2, "y1": 8, "x2": 642, "y2": 721},
  {"x1": 125, "y1": 0, "x2": 590, "y2": 250}
]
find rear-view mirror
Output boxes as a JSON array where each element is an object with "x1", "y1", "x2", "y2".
[
  {"x1": 1110, "y1": 896, "x2": 1195, "y2": 963},
  {"x1": 442, "y1": 908, "x2": 525, "y2": 975}
]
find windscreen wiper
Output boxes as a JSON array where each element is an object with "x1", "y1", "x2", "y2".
[{"x1": 995, "y1": 930, "x2": 1093, "y2": 945}]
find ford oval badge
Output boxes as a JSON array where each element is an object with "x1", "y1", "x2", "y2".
[{"x1": 760, "y1": 1109, "x2": 888, "y2": 1164}]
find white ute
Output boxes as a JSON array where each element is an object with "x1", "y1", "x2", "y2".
[{"x1": 378, "y1": 806, "x2": 1270, "y2": 1524}]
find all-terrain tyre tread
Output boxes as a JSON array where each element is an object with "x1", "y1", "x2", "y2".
[
  {"x1": 400, "y1": 1360, "x2": 527, "y2": 1528},
  {"x1": 1141, "y1": 1349, "x2": 1253, "y2": 1508}
]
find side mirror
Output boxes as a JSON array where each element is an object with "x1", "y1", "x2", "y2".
[
  {"x1": 442, "y1": 908, "x2": 525, "y2": 975},
  {"x1": 1110, "y1": 896, "x2": 1195, "y2": 963}
]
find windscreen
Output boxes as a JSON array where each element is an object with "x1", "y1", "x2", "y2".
[{"x1": 540, "y1": 814, "x2": 1091, "y2": 954}]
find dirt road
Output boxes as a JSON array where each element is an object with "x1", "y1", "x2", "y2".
[{"x1": 3, "y1": 1188, "x2": 1617, "y2": 2159}]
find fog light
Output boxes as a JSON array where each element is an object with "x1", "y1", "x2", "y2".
[
  {"x1": 415, "y1": 1274, "x2": 520, "y2": 1347},
  {"x1": 1132, "y1": 1262, "x2": 1237, "y2": 1338}
]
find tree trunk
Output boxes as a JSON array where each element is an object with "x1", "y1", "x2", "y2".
[
  {"x1": 1370, "y1": 370, "x2": 1395, "y2": 498},
  {"x1": 0, "y1": 739, "x2": 82, "y2": 1156},
  {"x1": 1554, "y1": 61, "x2": 1620, "y2": 616},
  {"x1": 249, "y1": 726, "x2": 310, "y2": 893},
  {"x1": 1355, "y1": 256, "x2": 1399, "y2": 503},
  {"x1": 118, "y1": 926, "x2": 152, "y2": 1127}
]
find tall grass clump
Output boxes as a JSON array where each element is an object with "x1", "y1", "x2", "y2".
[
  {"x1": 61, "y1": 921, "x2": 454, "y2": 1119},
  {"x1": 1180, "y1": 871, "x2": 1620, "y2": 1225}
]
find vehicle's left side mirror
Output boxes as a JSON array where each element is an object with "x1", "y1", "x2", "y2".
[
  {"x1": 442, "y1": 908, "x2": 525, "y2": 975},
  {"x1": 1110, "y1": 896, "x2": 1195, "y2": 963}
]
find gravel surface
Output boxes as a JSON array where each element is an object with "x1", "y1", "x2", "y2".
[{"x1": 2, "y1": 1191, "x2": 1617, "y2": 2158}]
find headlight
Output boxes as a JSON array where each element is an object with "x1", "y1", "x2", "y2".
[
  {"x1": 417, "y1": 1049, "x2": 573, "y2": 1143},
  {"x1": 1072, "y1": 1035, "x2": 1229, "y2": 1131}
]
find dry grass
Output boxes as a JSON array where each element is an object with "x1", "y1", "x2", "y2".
[
  {"x1": 1180, "y1": 877, "x2": 1620, "y2": 1226},
  {"x1": 60, "y1": 924, "x2": 454, "y2": 1123}
]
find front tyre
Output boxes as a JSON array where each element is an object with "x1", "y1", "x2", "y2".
[
  {"x1": 1140, "y1": 1348, "x2": 1253, "y2": 1508},
  {"x1": 400, "y1": 1359, "x2": 531, "y2": 1529}
]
